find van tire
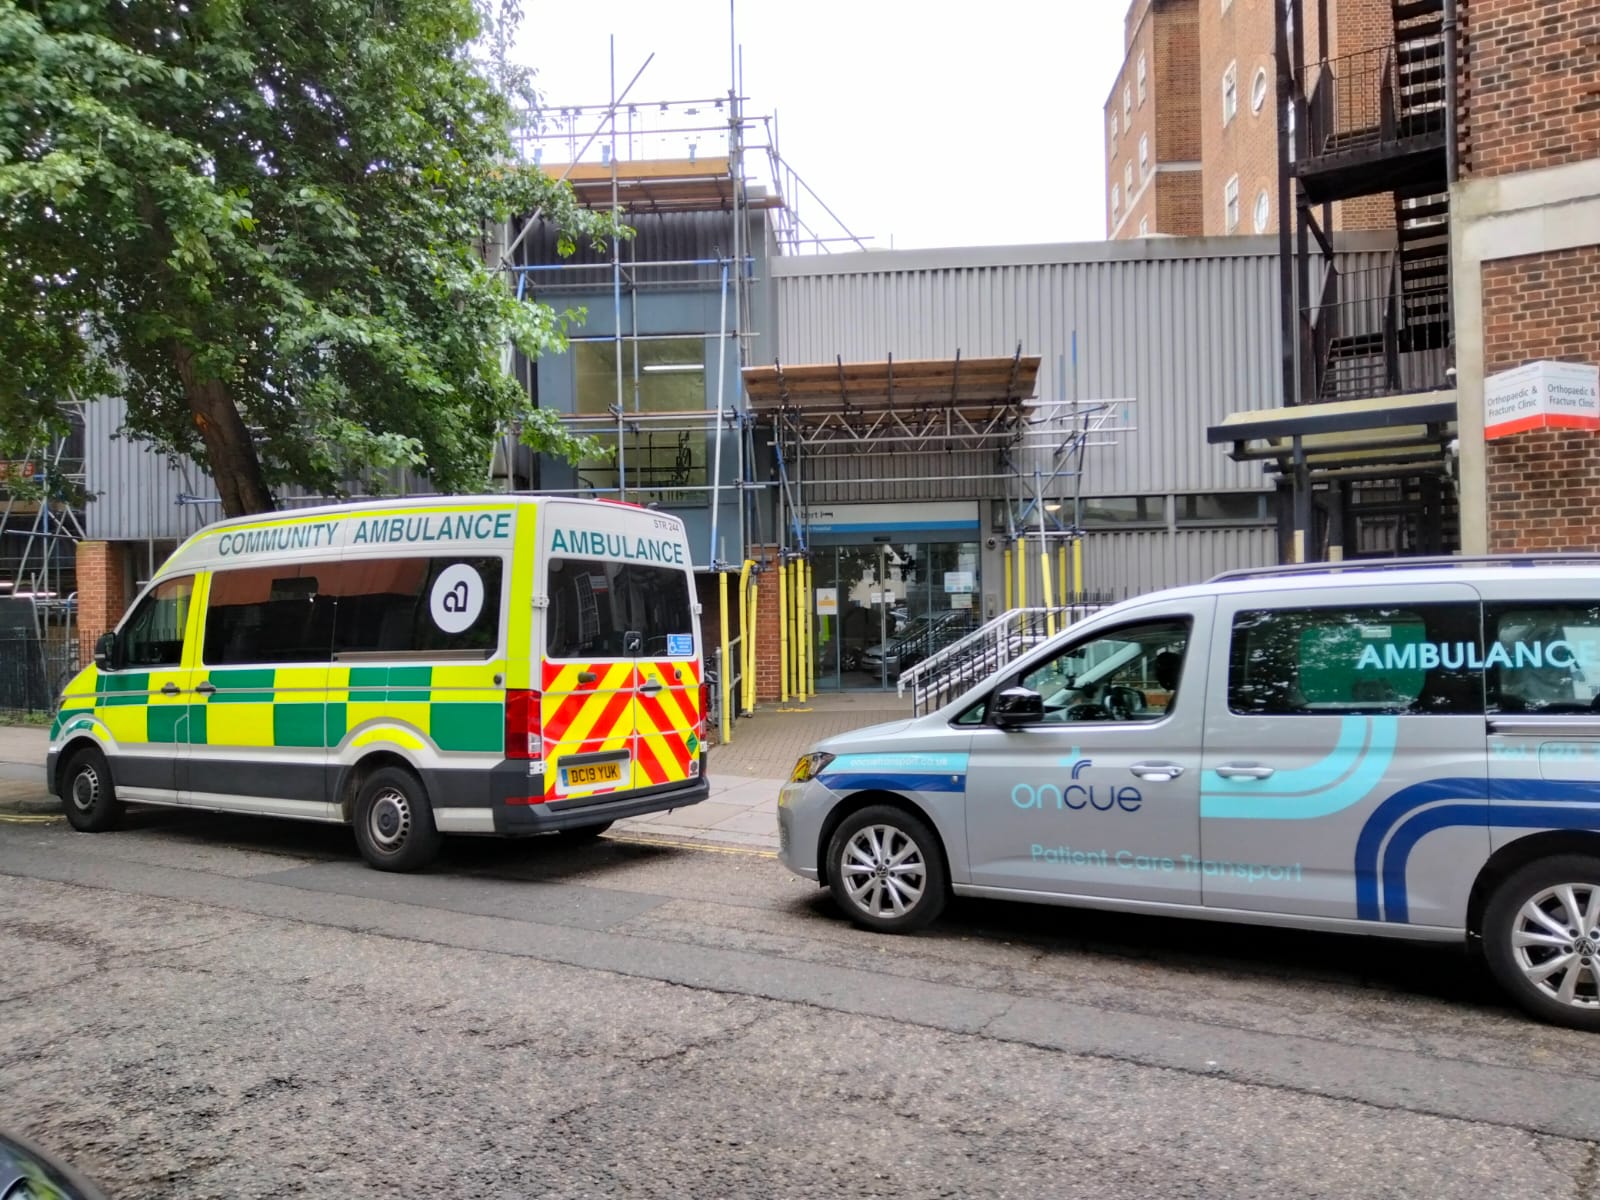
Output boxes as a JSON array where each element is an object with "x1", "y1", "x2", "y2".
[
  {"x1": 826, "y1": 804, "x2": 947, "y2": 934},
  {"x1": 60, "y1": 746, "x2": 123, "y2": 833},
  {"x1": 1484, "y1": 854, "x2": 1600, "y2": 1031},
  {"x1": 556, "y1": 820, "x2": 613, "y2": 843},
  {"x1": 353, "y1": 767, "x2": 441, "y2": 872}
]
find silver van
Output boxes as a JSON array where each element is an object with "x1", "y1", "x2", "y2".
[{"x1": 778, "y1": 557, "x2": 1600, "y2": 1029}]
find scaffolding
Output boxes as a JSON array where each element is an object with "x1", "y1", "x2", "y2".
[{"x1": 0, "y1": 394, "x2": 88, "y2": 636}]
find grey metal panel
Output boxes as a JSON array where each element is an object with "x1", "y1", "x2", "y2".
[
  {"x1": 771, "y1": 237, "x2": 1393, "y2": 499},
  {"x1": 82, "y1": 396, "x2": 209, "y2": 543},
  {"x1": 1078, "y1": 527, "x2": 1278, "y2": 599}
]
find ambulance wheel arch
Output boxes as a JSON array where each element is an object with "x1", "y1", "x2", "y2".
[{"x1": 1467, "y1": 829, "x2": 1600, "y2": 941}]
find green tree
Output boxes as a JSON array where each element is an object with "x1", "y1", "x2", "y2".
[{"x1": 0, "y1": 0, "x2": 617, "y2": 516}]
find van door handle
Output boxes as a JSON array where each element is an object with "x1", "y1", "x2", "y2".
[
  {"x1": 639, "y1": 680, "x2": 664, "y2": 697},
  {"x1": 577, "y1": 671, "x2": 597, "y2": 685},
  {"x1": 160, "y1": 682, "x2": 181, "y2": 696},
  {"x1": 194, "y1": 682, "x2": 217, "y2": 696},
  {"x1": 1214, "y1": 763, "x2": 1275, "y2": 780},
  {"x1": 1130, "y1": 761, "x2": 1184, "y2": 781}
]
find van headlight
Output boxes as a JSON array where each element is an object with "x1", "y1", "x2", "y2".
[{"x1": 790, "y1": 752, "x2": 835, "y2": 783}]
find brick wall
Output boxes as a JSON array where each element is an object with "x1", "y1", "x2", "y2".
[
  {"x1": 75, "y1": 541, "x2": 127, "y2": 663},
  {"x1": 1460, "y1": 0, "x2": 1600, "y2": 178},
  {"x1": 1198, "y1": 0, "x2": 1278, "y2": 233},
  {"x1": 1107, "y1": 0, "x2": 1201, "y2": 237},
  {"x1": 1156, "y1": 169, "x2": 1206, "y2": 231},
  {"x1": 1481, "y1": 245, "x2": 1600, "y2": 551}
]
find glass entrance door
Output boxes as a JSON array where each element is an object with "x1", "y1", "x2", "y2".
[{"x1": 811, "y1": 541, "x2": 980, "y2": 692}]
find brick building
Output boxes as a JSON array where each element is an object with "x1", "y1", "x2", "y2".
[
  {"x1": 1106, "y1": 0, "x2": 1399, "y2": 238},
  {"x1": 1105, "y1": 0, "x2": 1203, "y2": 238},
  {"x1": 1452, "y1": 0, "x2": 1600, "y2": 552}
]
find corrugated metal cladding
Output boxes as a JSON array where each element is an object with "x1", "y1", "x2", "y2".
[
  {"x1": 1078, "y1": 527, "x2": 1278, "y2": 598},
  {"x1": 82, "y1": 395, "x2": 210, "y2": 542},
  {"x1": 771, "y1": 235, "x2": 1393, "y2": 501},
  {"x1": 515, "y1": 210, "x2": 765, "y2": 291}
]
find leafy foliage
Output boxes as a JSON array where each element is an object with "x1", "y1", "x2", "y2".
[{"x1": 0, "y1": 0, "x2": 621, "y2": 514}]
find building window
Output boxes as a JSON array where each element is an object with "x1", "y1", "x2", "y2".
[
  {"x1": 1222, "y1": 61, "x2": 1238, "y2": 125},
  {"x1": 1251, "y1": 67, "x2": 1269, "y2": 114},
  {"x1": 1123, "y1": 84, "x2": 1131, "y2": 117},
  {"x1": 1111, "y1": 184, "x2": 1121, "y2": 217},
  {"x1": 1124, "y1": 161, "x2": 1133, "y2": 195},
  {"x1": 1253, "y1": 189, "x2": 1271, "y2": 233},
  {"x1": 1139, "y1": 216, "x2": 1150, "y2": 236},
  {"x1": 1109, "y1": 113, "x2": 1118, "y2": 149},
  {"x1": 1222, "y1": 0, "x2": 1232, "y2": 11},
  {"x1": 1224, "y1": 174, "x2": 1240, "y2": 232},
  {"x1": 1176, "y1": 493, "x2": 1272, "y2": 526},
  {"x1": 1137, "y1": 53, "x2": 1147, "y2": 103},
  {"x1": 1138, "y1": 133, "x2": 1150, "y2": 181},
  {"x1": 574, "y1": 337, "x2": 708, "y2": 505}
]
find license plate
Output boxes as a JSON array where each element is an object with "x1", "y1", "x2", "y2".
[{"x1": 563, "y1": 762, "x2": 622, "y2": 787}]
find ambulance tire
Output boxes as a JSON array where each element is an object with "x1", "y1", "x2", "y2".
[
  {"x1": 1484, "y1": 854, "x2": 1600, "y2": 1031},
  {"x1": 556, "y1": 820, "x2": 614, "y2": 843},
  {"x1": 60, "y1": 745, "x2": 123, "y2": 833},
  {"x1": 353, "y1": 766, "x2": 441, "y2": 872}
]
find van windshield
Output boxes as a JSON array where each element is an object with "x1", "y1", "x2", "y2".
[{"x1": 546, "y1": 557, "x2": 695, "y2": 660}]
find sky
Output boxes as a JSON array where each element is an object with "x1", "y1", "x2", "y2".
[{"x1": 518, "y1": 0, "x2": 1128, "y2": 251}]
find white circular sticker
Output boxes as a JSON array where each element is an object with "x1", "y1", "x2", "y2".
[{"x1": 430, "y1": 564, "x2": 484, "y2": 634}]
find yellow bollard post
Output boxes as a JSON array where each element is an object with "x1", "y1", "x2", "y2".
[
  {"x1": 805, "y1": 559, "x2": 815, "y2": 698},
  {"x1": 777, "y1": 557, "x2": 789, "y2": 703},
  {"x1": 790, "y1": 561, "x2": 803, "y2": 701},
  {"x1": 1016, "y1": 534, "x2": 1027, "y2": 611},
  {"x1": 745, "y1": 572, "x2": 759, "y2": 715},
  {"x1": 1003, "y1": 547, "x2": 1013, "y2": 614},
  {"x1": 1040, "y1": 540, "x2": 1055, "y2": 636},
  {"x1": 1057, "y1": 545, "x2": 1069, "y2": 610},
  {"x1": 718, "y1": 568, "x2": 732, "y2": 745},
  {"x1": 1072, "y1": 536, "x2": 1084, "y2": 602},
  {"x1": 737, "y1": 559, "x2": 753, "y2": 715}
]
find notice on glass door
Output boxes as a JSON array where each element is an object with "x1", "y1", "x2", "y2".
[{"x1": 815, "y1": 588, "x2": 838, "y2": 616}]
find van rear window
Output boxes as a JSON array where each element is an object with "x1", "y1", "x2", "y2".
[{"x1": 546, "y1": 557, "x2": 694, "y2": 660}]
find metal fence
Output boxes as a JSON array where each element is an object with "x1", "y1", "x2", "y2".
[{"x1": 0, "y1": 636, "x2": 79, "y2": 722}]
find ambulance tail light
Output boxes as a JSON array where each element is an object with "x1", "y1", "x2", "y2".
[{"x1": 504, "y1": 689, "x2": 539, "y2": 759}]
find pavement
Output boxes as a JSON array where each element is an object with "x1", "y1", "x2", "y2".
[{"x1": 0, "y1": 692, "x2": 915, "y2": 846}]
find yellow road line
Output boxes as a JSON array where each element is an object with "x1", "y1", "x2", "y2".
[
  {"x1": 609, "y1": 832, "x2": 777, "y2": 860},
  {"x1": 0, "y1": 813, "x2": 62, "y2": 825}
]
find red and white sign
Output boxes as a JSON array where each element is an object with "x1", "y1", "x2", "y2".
[{"x1": 1485, "y1": 359, "x2": 1600, "y2": 439}]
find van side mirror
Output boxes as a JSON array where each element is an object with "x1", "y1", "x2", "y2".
[
  {"x1": 993, "y1": 686, "x2": 1044, "y2": 727},
  {"x1": 93, "y1": 632, "x2": 118, "y2": 671}
]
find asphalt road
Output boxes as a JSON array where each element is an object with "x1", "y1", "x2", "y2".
[{"x1": 3, "y1": 809, "x2": 1599, "y2": 1199}]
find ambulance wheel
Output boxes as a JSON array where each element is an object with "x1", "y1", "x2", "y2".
[
  {"x1": 826, "y1": 804, "x2": 947, "y2": 934},
  {"x1": 353, "y1": 767, "x2": 441, "y2": 872},
  {"x1": 556, "y1": 820, "x2": 613, "y2": 843},
  {"x1": 61, "y1": 746, "x2": 123, "y2": 833},
  {"x1": 1484, "y1": 855, "x2": 1600, "y2": 1031}
]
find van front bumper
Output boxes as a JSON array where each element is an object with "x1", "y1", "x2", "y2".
[{"x1": 489, "y1": 772, "x2": 710, "y2": 835}]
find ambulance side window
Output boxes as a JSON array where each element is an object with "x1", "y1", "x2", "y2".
[
  {"x1": 1487, "y1": 604, "x2": 1600, "y2": 714},
  {"x1": 120, "y1": 576, "x2": 194, "y2": 669},
  {"x1": 330, "y1": 556, "x2": 504, "y2": 659},
  {"x1": 204, "y1": 566, "x2": 336, "y2": 665}
]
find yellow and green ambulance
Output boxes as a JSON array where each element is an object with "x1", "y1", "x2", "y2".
[{"x1": 46, "y1": 496, "x2": 707, "y2": 870}]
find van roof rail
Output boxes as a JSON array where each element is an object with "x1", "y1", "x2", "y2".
[{"x1": 1208, "y1": 553, "x2": 1600, "y2": 584}]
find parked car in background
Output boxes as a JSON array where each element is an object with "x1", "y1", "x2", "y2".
[{"x1": 859, "y1": 610, "x2": 973, "y2": 678}]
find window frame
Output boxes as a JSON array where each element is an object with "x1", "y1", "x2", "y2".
[
  {"x1": 1222, "y1": 61, "x2": 1239, "y2": 125},
  {"x1": 115, "y1": 574, "x2": 195, "y2": 671},
  {"x1": 1138, "y1": 133, "x2": 1150, "y2": 181},
  {"x1": 1176, "y1": 492, "x2": 1273, "y2": 527},
  {"x1": 1136, "y1": 52, "x2": 1147, "y2": 103},
  {"x1": 1124, "y1": 161, "x2": 1133, "y2": 195},
  {"x1": 1251, "y1": 66, "x2": 1269, "y2": 114},
  {"x1": 984, "y1": 615, "x2": 1196, "y2": 729},
  {"x1": 1123, "y1": 83, "x2": 1132, "y2": 117},
  {"x1": 1109, "y1": 112, "x2": 1118, "y2": 149},
  {"x1": 1224, "y1": 174, "x2": 1241, "y2": 232},
  {"x1": 1252, "y1": 189, "x2": 1271, "y2": 233},
  {"x1": 1138, "y1": 216, "x2": 1150, "y2": 237},
  {"x1": 1111, "y1": 183, "x2": 1121, "y2": 218}
]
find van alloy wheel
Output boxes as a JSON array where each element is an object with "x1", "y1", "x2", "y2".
[
  {"x1": 1510, "y1": 883, "x2": 1600, "y2": 1010},
  {"x1": 825, "y1": 804, "x2": 947, "y2": 933},
  {"x1": 841, "y1": 824, "x2": 927, "y2": 919}
]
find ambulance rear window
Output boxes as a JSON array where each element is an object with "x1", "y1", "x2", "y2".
[{"x1": 546, "y1": 558, "x2": 694, "y2": 660}]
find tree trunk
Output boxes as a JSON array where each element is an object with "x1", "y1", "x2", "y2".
[{"x1": 171, "y1": 343, "x2": 276, "y2": 517}]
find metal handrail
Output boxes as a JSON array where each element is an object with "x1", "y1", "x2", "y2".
[{"x1": 899, "y1": 604, "x2": 1108, "y2": 715}]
